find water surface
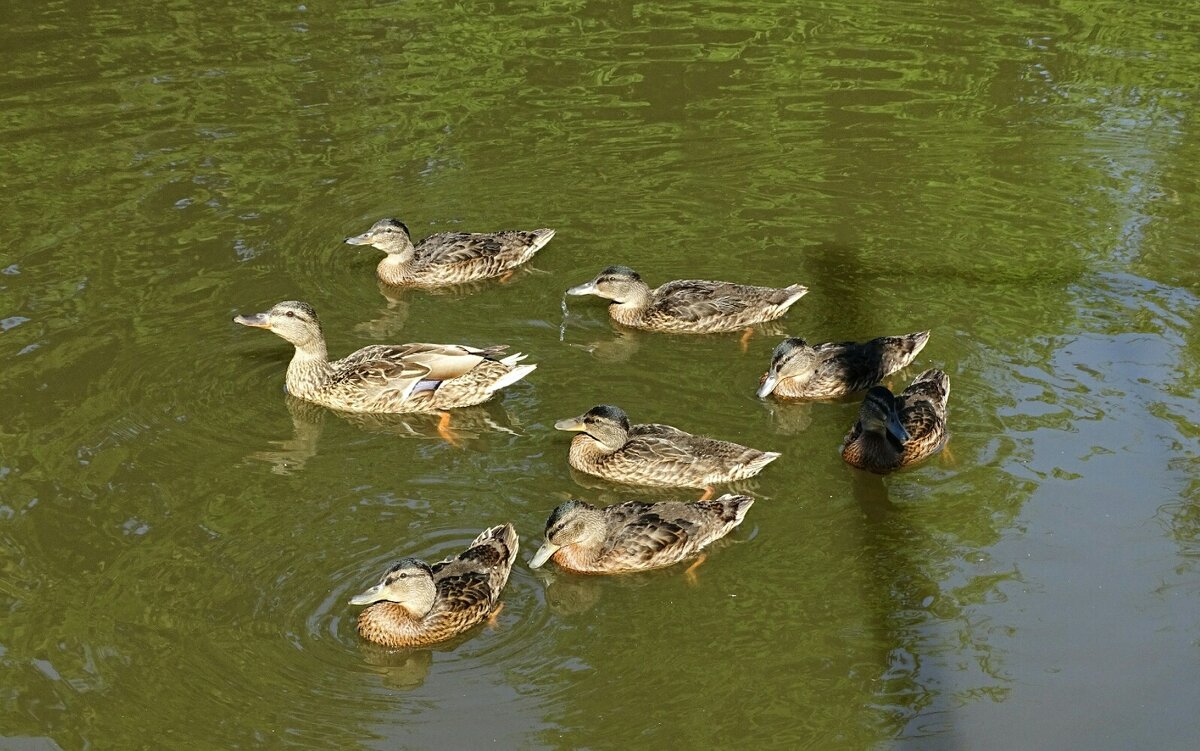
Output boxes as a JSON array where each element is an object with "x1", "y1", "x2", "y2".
[{"x1": 2, "y1": 1, "x2": 1198, "y2": 748}]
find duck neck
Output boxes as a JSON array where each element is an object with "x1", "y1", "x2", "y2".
[
  {"x1": 856, "y1": 427, "x2": 904, "y2": 465},
  {"x1": 356, "y1": 602, "x2": 427, "y2": 649},
  {"x1": 377, "y1": 253, "x2": 417, "y2": 285},
  {"x1": 607, "y1": 283, "x2": 653, "y2": 326},
  {"x1": 553, "y1": 543, "x2": 604, "y2": 571},
  {"x1": 568, "y1": 434, "x2": 627, "y2": 476},
  {"x1": 285, "y1": 340, "x2": 333, "y2": 398}
]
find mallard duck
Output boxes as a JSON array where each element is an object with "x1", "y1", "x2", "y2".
[
  {"x1": 528, "y1": 495, "x2": 753, "y2": 574},
  {"x1": 841, "y1": 369, "x2": 950, "y2": 473},
  {"x1": 349, "y1": 524, "x2": 518, "y2": 648},
  {"x1": 233, "y1": 301, "x2": 535, "y2": 415},
  {"x1": 566, "y1": 266, "x2": 807, "y2": 334},
  {"x1": 554, "y1": 405, "x2": 780, "y2": 492},
  {"x1": 757, "y1": 331, "x2": 930, "y2": 400},
  {"x1": 344, "y1": 218, "x2": 555, "y2": 287}
]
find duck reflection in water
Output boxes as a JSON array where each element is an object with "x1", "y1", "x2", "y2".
[
  {"x1": 355, "y1": 271, "x2": 545, "y2": 341},
  {"x1": 248, "y1": 395, "x2": 521, "y2": 474},
  {"x1": 356, "y1": 645, "x2": 434, "y2": 691},
  {"x1": 531, "y1": 523, "x2": 753, "y2": 614},
  {"x1": 565, "y1": 466, "x2": 768, "y2": 505},
  {"x1": 560, "y1": 314, "x2": 790, "y2": 360},
  {"x1": 849, "y1": 469, "x2": 896, "y2": 521},
  {"x1": 760, "y1": 398, "x2": 816, "y2": 435}
]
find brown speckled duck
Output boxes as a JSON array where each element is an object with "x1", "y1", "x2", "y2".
[
  {"x1": 841, "y1": 369, "x2": 950, "y2": 473},
  {"x1": 566, "y1": 265, "x2": 807, "y2": 334},
  {"x1": 757, "y1": 331, "x2": 930, "y2": 400},
  {"x1": 349, "y1": 524, "x2": 518, "y2": 648},
  {"x1": 344, "y1": 218, "x2": 555, "y2": 287},
  {"x1": 528, "y1": 495, "x2": 753, "y2": 574},
  {"x1": 554, "y1": 405, "x2": 780, "y2": 494},
  {"x1": 233, "y1": 301, "x2": 534, "y2": 415}
]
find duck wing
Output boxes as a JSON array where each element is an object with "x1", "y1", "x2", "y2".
[
  {"x1": 332, "y1": 346, "x2": 434, "y2": 404},
  {"x1": 810, "y1": 333, "x2": 929, "y2": 393},
  {"x1": 333, "y1": 343, "x2": 506, "y2": 402},
  {"x1": 618, "y1": 433, "x2": 708, "y2": 468},
  {"x1": 423, "y1": 569, "x2": 496, "y2": 627},
  {"x1": 417, "y1": 231, "x2": 547, "y2": 265},
  {"x1": 629, "y1": 425, "x2": 768, "y2": 476},
  {"x1": 599, "y1": 501, "x2": 701, "y2": 567},
  {"x1": 631, "y1": 422, "x2": 694, "y2": 440},
  {"x1": 391, "y1": 343, "x2": 506, "y2": 380},
  {"x1": 897, "y1": 369, "x2": 950, "y2": 441},
  {"x1": 650, "y1": 280, "x2": 761, "y2": 322},
  {"x1": 430, "y1": 523, "x2": 518, "y2": 610}
]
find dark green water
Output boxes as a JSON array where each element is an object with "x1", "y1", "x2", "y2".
[{"x1": 2, "y1": 1, "x2": 1198, "y2": 748}]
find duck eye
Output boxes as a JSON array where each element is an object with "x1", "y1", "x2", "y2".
[
  {"x1": 398, "y1": 572, "x2": 407, "y2": 578},
  {"x1": 285, "y1": 311, "x2": 295, "y2": 318}
]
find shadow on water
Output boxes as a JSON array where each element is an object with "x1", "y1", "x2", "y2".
[{"x1": 846, "y1": 469, "x2": 952, "y2": 741}]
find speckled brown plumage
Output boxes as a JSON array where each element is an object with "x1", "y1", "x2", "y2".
[
  {"x1": 566, "y1": 266, "x2": 807, "y2": 334},
  {"x1": 234, "y1": 301, "x2": 535, "y2": 414},
  {"x1": 352, "y1": 524, "x2": 518, "y2": 649},
  {"x1": 529, "y1": 495, "x2": 754, "y2": 574},
  {"x1": 555, "y1": 405, "x2": 780, "y2": 488},
  {"x1": 345, "y1": 218, "x2": 555, "y2": 287},
  {"x1": 758, "y1": 331, "x2": 930, "y2": 400},
  {"x1": 841, "y1": 369, "x2": 950, "y2": 474}
]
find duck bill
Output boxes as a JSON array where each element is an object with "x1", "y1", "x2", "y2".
[
  {"x1": 756, "y1": 372, "x2": 779, "y2": 399},
  {"x1": 343, "y1": 231, "x2": 375, "y2": 246},
  {"x1": 529, "y1": 541, "x2": 560, "y2": 569},
  {"x1": 348, "y1": 584, "x2": 384, "y2": 606},
  {"x1": 885, "y1": 411, "x2": 911, "y2": 443},
  {"x1": 554, "y1": 416, "x2": 587, "y2": 432},
  {"x1": 233, "y1": 312, "x2": 271, "y2": 329},
  {"x1": 565, "y1": 280, "x2": 599, "y2": 296}
]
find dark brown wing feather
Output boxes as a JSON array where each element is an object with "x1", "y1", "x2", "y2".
[
  {"x1": 808, "y1": 340, "x2": 890, "y2": 392},
  {"x1": 811, "y1": 335, "x2": 925, "y2": 393}
]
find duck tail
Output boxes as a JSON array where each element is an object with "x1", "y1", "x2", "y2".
[
  {"x1": 486, "y1": 362, "x2": 536, "y2": 393},
  {"x1": 471, "y1": 523, "x2": 519, "y2": 592},
  {"x1": 711, "y1": 494, "x2": 755, "y2": 526},
  {"x1": 908, "y1": 368, "x2": 950, "y2": 406},
  {"x1": 906, "y1": 330, "x2": 931, "y2": 358},
  {"x1": 473, "y1": 522, "x2": 519, "y2": 568},
  {"x1": 498, "y1": 352, "x2": 528, "y2": 367},
  {"x1": 528, "y1": 228, "x2": 556, "y2": 254},
  {"x1": 885, "y1": 330, "x2": 931, "y2": 371},
  {"x1": 743, "y1": 450, "x2": 781, "y2": 477},
  {"x1": 775, "y1": 284, "x2": 809, "y2": 310}
]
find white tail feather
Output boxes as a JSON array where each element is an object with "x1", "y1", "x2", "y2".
[
  {"x1": 499, "y1": 352, "x2": 529, "y2": 367},
  {"x1": 486, "y1": 363, "x2": 536, "y2": 393}
]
